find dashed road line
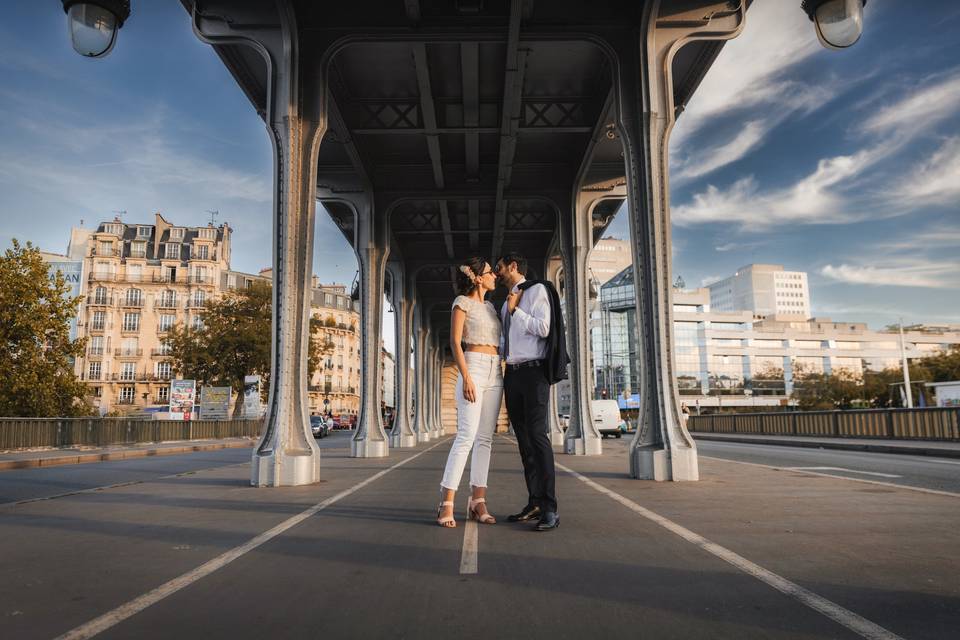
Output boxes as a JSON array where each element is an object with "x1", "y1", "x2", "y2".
[
  {"x1": 785, "y1": 466, "x2": 901, "y2": 478},
  {"x1": 459, "y1": 497, "x2": 479, "y2": 574}
]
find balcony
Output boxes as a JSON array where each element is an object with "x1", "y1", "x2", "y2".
[
  {"x1": 188, "y1": 275, "x2": 215, "y2": 285},
  {"x1": 83, "y1": 372, "x2": 102, "y2": 381},
  {"x1": 88, "y1": 322, "x2": 107, "y2": 332},
  {"x1": 87, "y1": 347, "x2": 105, "y2": 357},
  {"x1": 120, "y1": 325, "x2": 141, "y2": 334},
  {"x1": 88, "y1": 272, "x2": 117, "y2": 283},
  {"x1": 86, "y1": 294, "x2": 114, "y2": 306},
  {"x1": 186, "y1": 299, "x2": 207, "y2": 309},
  {"x1": 307, "y1": 385, "x2": 358, "y2": 395},
  {"x1": 116, "y1": 396, "x2": 136, "y2": 405},
  {"x1": 155, "y1": 298, "x2": 178, "y2": 309},
  {"x1": 115, "y1": 348, "x2": 143, "y2": 358},
  {"x1": 120, "y1": 298, "x2": 144, "y2": 308},
  {"x1": 150, "y1": 348, "x2": 173, "y2": 357},
  {"x1": 90, "y1": 247, "x2": 122, "y2": 258},
  {"x1": 152, "y1": 273, "x2": 186, "y2": 284},
  {"x1": 122, "y1": 273, "x2": 146, "y2": 283}
]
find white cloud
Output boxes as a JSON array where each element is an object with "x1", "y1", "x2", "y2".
[
  {"x1": 888, "y1": 136, "x2": 960, "y2": 206},
  {"x1": 820, "y1": 260, "x2": 960, "y2": 290},
  {"x1": 674, "y1": 120, "x2": 766, "y2": 182},
  {"x1": 862, "y1": 71, "x2": 960, "y2": 135}
]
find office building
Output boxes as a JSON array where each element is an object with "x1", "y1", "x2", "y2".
[{"x1": 707, "y1": 264, "x2": 811, "y2": 318}]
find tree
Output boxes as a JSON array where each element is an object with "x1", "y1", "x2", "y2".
[
  {"x1": 0, "y1": 240, "x2": 91, "y2": 417},
  {"x1": 165, "y1": 281, "x2": 333, "y2": 415}
]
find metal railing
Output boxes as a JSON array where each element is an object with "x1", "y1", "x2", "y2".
[
  {"x1": 0, "y1": 419, "x2": 260, "y2": 450},
  {"x1": 114, "y1": 348, "x2": 143, "y2": 357},
  {"x1": 687, "y1": 407, "x2": 960, "y2": 441},
  {"x1": 86, "y1": 295, "x2": 114, "y2": 305}
]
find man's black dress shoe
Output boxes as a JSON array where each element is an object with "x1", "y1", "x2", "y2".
[
  {"x1": 535, "y1": 512, "x2": 559, "y2": 531},
  {"x1": 507, "y1": 505, "x2": 541, "y2": 522}
]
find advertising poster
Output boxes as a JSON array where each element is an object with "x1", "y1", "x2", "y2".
[
  {"x1": 200, "y1": 386, "x2": 232, "y2": 419},
  {"x1": 170, "y1": 379, "x2": 197, "y2": 421},
  {"x1": 47, "y1": 260, "x2": 84, "y2": 341},
  {"x1": 243, "y1": 375, "x2": 262, "y2": 418}
]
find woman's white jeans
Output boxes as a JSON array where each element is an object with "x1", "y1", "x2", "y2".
[{"x1": 440, "y1": 352, "x2": 503, "y2": 491}]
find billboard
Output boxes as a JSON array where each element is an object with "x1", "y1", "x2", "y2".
[
  {"x1": 47, "y1": 260, "x2": 84, "y2": 341},
  {"x1": 243, "y1": 375, "x2": 262, "y2": 418},
  {"x1": 170, "y1": 379, "x2": 197, "y2": 421},
  {"x1": 200, "y1": 386, "x2": 232, "y2": 419}
]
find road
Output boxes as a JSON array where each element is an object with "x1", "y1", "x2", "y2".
[
  {"x1": 0, "y1": 431, "x2": 353, "y2": 507},
  {"x1": 696, "y1": 439, "x2": 960, "y2": 494}
]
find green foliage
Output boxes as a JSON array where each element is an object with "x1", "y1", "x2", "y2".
[
  {"x1": 165, "y1": 281, "x2": 333, "y2": 413},
  {"x1": 0, "y1": 240, "x2": 92, "y2": 417}
]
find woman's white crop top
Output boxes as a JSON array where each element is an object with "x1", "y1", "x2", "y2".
[{"x1": 452, "y1": 296, "x2": 501, "y2": 347}]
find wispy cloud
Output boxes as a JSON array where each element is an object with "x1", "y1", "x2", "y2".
[
  {"x1": 820, "y1": 260, "x2": 960, "y2": 289},
  {"x1": 887, "y1": 136, "x2": 960, "y2": 206},
  {"x1": 861, "y1": 71, "x2": 960, "y2": 135}
]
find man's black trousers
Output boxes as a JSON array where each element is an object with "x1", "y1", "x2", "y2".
[{"x1": 503, "y1": 365, "x2": 557, "y2": 513}]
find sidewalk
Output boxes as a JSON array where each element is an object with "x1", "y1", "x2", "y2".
[
  {"x1": 0, "y1": 437, "x2": 256, "y2": 470},
  {"x1": 692, "y1": 432, "x2": 960, "y2": 458}
]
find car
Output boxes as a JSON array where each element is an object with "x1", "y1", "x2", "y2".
[
  {"x1": 591, "y1": 399, "x2": 624, "y2": 438},
  {"x1": 310, "y1": 415, "x2": 329, "y2": 438}
]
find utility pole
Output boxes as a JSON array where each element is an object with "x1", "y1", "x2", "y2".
[{"x1": 899, "y1": 318, "x2": 913, "y2": 409}]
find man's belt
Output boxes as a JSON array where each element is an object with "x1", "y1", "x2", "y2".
[{"x1": 505, "y1": 359, "x2": 544, "y2": 372}]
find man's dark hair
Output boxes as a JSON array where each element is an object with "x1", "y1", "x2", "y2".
[{"x1": 498, "y1": 252, "x2": 528, "y2": 276}]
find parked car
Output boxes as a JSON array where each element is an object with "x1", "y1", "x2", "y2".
[
  {"x1": 314, "y1": 415, "x2": 329, "y2": 438},
  {"x1": 592, "y1": 399, "x2": 624, "y2": 438}
]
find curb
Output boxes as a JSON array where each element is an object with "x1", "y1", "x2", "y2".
[
  {"x1": 0, "y1": 439, "x2": 256, "y2": 471},
  {"x1": 692, "y1": 434, "x2": 960, "y2": 459}
]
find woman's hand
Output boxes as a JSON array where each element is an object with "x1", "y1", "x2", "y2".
[{"x1": 462, "y1": 376, "x2": 478, "y2": 403}]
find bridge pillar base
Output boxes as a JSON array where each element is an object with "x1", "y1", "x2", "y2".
[
  {"x1": 391, "y1": 433, "x2": 418, "y2": 448},
  {"x1": 630, "y1": 446, "x2": 699, "y2": 481},
  {"x1": 564, "y1": 435, "x2": 602, "y2": 456},
  {"x1": 550, "y1": 432, "x2": 564, "y2": 447},
  {"x1": 417, "y1": 431, "x2": 433, "y2": 443},
  {"x1": 251, "y1": 450, "x2": 321, "y2": 487},
  {"x1": 352, "y1": 438, "x2": 389, "y2": 458}
]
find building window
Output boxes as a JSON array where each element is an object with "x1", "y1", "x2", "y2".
[
  {"x1": 136, "y1": 226, "x2": 151, "y2": 238},
  {"x1": 325, "y1": 293, "x2": 333, "y2": 306},
  {"x1": 192, "y1": 266, "x2": 208, "y2": 283},
  {"x1": 88, "y1": 362, "x2": 101, "y2": 381},
  {"x1": 159, "y1": 290, "x2": 177, "y2": 308},
  {"x1": 194, "y1": 244, "x2": 210, "y2": 260},
  {"x1": 164, "y1": 244, "x2": 181, "y2": 259},
  {"x1": 119, "y1": 386, "x2": 136, "y2": 403},
  {"x1": 157, "y1": 386, "x2": 169, "y2": 402},
  {"x1": 227, "y1": 274, "x2": 237, "y2": 289},
  {"x1": 91, "y1": 311, "x2": 106, "y2": 331},
  {"x1": 337, "y1": 297, "x2": 344, "y2": 308},
  {"x1": 191, "y1": 316, "x2": 205, "y2": 331},
  {"x1": 104, "y1": 223, "x2": 123, "y2": 235},
  {"x1": 125, "y1": 288, "x2": 142, "y2": 306},
  {"x1": 169, "y1": 228, "x2": 185, "y2": 240},
  {"x1": 98, "y1": 240, "x2": 113, "y2": 256},
  {"x1": 191, "y1": 290, "x2": 206, "y2": 307},
  {"x1": 120, "y1": 362, "x2": 136, "y2": 381},
  {"x1": 158, "y1": 314, "x2": 176, "y2": 332},
  {"x1": 123, "y1": 312, "x2": 140, "y2": 332},
  {"x1": 197, "y1": 227, "x2": 215, "y2": 240},
  {"x1": 157, "y1": 362, "x2": 172, "y2": 380}
]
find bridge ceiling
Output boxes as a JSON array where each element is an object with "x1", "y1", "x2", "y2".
[{"x1": 190, "y1": 0, "x2": 736, "y2": 340}]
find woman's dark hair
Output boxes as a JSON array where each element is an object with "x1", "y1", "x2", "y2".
[{"x1": 455, "y1": 256, "x2": 488, "y2": 296}]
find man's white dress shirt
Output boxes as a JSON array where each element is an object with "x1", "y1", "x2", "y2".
[{"x1": 501, "y1": 278, "x2": 551, "y2": 365}]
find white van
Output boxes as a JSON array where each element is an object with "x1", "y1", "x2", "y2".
[{"x1": 591, "y1": 399, "x2": 623, "y2": 438}]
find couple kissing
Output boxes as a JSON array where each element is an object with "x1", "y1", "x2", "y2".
[{"x1": 436, "y1": 252, "x2": 569, "y2": 532}]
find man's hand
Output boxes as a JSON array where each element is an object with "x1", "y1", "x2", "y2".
[{"x1": 507, "y1": 290, "x2": 523, "y2": 314}]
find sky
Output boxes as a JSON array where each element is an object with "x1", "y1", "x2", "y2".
[{"x1": 1, "y1": 1, "x2": 959, "y2": 333}]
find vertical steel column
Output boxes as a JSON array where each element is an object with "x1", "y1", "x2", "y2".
[
  {"x1": 351, "y1": 200, "x2": 390, "y2": 458},
  {"x1": 191, "y1": 2, "x2": 324, "y2": 487},
  {"x1": 388, "y1": 262, "x2": 417, "y2": 447},
  {"x1": 617, "y1": 1, "x2": 745, "y2": 480},
  {"x1": 561, "y1": 201, "x2": 602, "y2": 456},
  {"x1": 544, "y1": 257, "x2": 565, "y2": 446},
  {"x1": 413, "y1": 308, "x2": 432, "y2": 442},
  {"x1": 432, "y1": 335, "x2": 444, "y2": 437}
]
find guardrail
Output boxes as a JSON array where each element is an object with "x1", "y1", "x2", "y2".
[
  {"x1": 0, "y1": 418, "x2": 260, "y2": 450},
  {"x1": 687, "y1": 407, "x2": 960, "y2": 441}
]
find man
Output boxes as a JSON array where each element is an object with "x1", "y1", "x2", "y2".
[{"x1": 496, "y1": 253, "x2": 562, "y2": 531}]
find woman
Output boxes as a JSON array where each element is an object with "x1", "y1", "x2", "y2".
[{"x1": 436, "y1": 257, "x2": 502, "y2": 528}]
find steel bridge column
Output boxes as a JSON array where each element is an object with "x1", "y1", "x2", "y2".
[
  {"x1": 545, "y1": 256, "x2": 566, "y2": 446},
  {"x1": 413, "y1": 310, "x2": 432, "y2": 442},
  {"x1": 193, "y1": 3, "x2": 323, "y2": 486},
  {"x1": 388, "y1": 262, "x2": 417, "y2": 448},
  {"x1": 431, "y1": 335, "x2": 444, "y2": 437},
  {"x1": 617, "y1": 0, "x2": 745, "y2": 480},
  {"x1": 351, "y1": 200, "x2": 390, "y2": 458},
  {"x1": 561, "y1": 202, "x2": 602, "y2": 456}
]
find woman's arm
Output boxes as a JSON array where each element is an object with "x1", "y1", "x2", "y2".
[{"x1": 450, "y1": 306, "x2": 477, "y2": 402}]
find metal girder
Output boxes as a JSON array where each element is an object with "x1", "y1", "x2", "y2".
[
  {"x1": 468, "y1": 199, "x2": 480, "y2": 251},
  {"x1": 490, "y1": 0, "x2": 526, "y2": 261},
  {"x1": 460, "y1": 42, "x2": 480, "y2": 182}
]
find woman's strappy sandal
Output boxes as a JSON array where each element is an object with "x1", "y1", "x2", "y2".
[
  {"x1": 468, "y1": 497, "x2": 496, "y2": 524},
  {"x1": 436, "y1": 501, "x2": 457, "y2": 528}
]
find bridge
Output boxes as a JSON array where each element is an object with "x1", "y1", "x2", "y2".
[{"x1": 175, "y1": 0, "x2": 756, "y2": 485}]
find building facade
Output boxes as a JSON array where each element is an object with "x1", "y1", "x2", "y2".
[
  {"x1": 707, "y1": 264, "x2": 811, "y2": 318},
  {"x1": 598, "y1": 266, "x2": 960, "y2": 410},
  {"x1": 56, "y1": 214, "x2": 368, "y2": 417}
]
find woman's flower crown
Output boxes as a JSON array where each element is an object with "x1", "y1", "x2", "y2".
[{"x1": 459, "y1": 264, "x2": 476, "y2": 279}]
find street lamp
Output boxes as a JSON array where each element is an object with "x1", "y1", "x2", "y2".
[
  {"x1": 62, "y1": 1, "x2": 130, "y2": 58},
  {"x1": 802, "y1": 0, "x2": 867, "y2": 50}
]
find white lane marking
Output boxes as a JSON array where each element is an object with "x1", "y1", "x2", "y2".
[
  {"x1": 54, "y1": 440, "x2": 447, "y2": 640},
  {"x1": 785, "y1": 467, "x2": 902, "y2": 478},
  {"x1": 702, "y1": 456, "x2": 960, "y2": 499},
  {"x1": 0, "y1": 463, "x2": 250, "y2": 510},
  {"x1": 555, "y1": 460, "x2": 905, "y2": 640},
  {"x1": 460, "y1": 499, "x2": 478, "y2": 575}
]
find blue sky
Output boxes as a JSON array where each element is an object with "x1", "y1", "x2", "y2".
[{"x1": 1, "y1": 1, "x2": 958, "y2": 331}]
